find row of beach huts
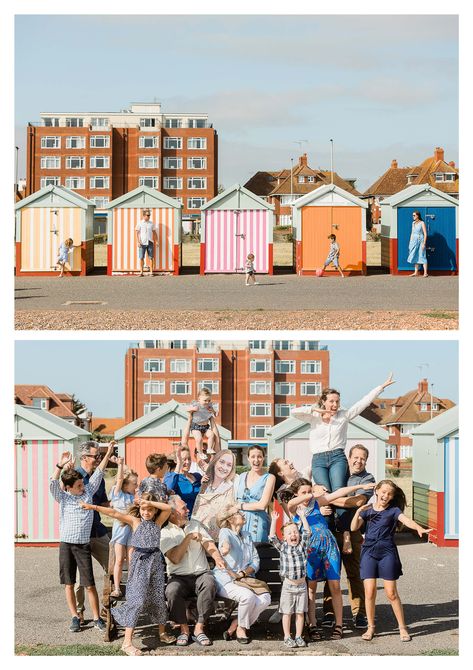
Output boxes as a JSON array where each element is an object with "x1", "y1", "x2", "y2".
[
  {"x1": 14, "y1": 400, "x2": 458, "y2": 548},
  {"x1": 15, "y1": 182, "x2": 459, "y2": 276}
]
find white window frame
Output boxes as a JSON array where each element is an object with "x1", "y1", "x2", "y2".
[
  {"x1": 90, "y1": 135, "x2": 110, "y2": 148},
  {"x1": 171, "y1": 340, "x2": 187, "y2": 349},
  {"x1": 91, "y1": 197, "x2": 109, "y2": 208},
  {"x1": 432, "y1": 403, "x2": 439, "y2": 411},
  {"x1": 250, "y1": 425, "x2": 269, "y2": 439},
  {"x1": 420, "y1": 403, "x2": 428, "y2": 411},
  {"x1": 198, "y1": 380, "x2": 219, "y2": 394},
  {"x1": 40, "y1": 176, "x2": 60, "y2": 187},
  {"x1": 66, "y1": 117, "x2": 84, "y2": 127},
  {"x1": 187, "y1": 157, "x2": 207, "y2": 169},
  {"x1": 170, "y1": 359, "x2": 192, "y2": 373},
  {"x1": 400, "y1": 445, "x2": 413, "y2": 459},
  {"x1": 197, "y1": 358, "x2": 219, "y2": 372},
  {"x1": 90, "y1": 176, "x2": 110, "y2": 189},
  {"x1": 249, "y1": 340, "x2": 267, "y2": 351},
  {"x1": 65, "y1": 177, "x2": 85, "y2": 189},
  {"x1": 144, "y1": 380, "x2": 165, "y2": 395},
  {"x1": 188, "y1": 137, "x2": 207, "y2": 150},
  {"x1": 275, "y1": 382, "x2": 296, "y2": 396},
  {"x1": 144, "y1": 359, "x2": 165, "y2": 373},
  {"x1": 275, "y1": 404, "x2": 296, "y2": 418},
  {"x1": 90, "y1": 117, "x2": 109, "y2": 128},
  {"x1": 65, "y1": 156, "x2": 85, "y2": 169},
  {"x1": 139, "y1": 136, "x2": 159, "y2": 148},
  {"x1": 165, "y1": 118, "x2": 182, "y2": 128},
  {"x1": 434, "y1": 173, "x2": 445, "y2": 182},
  {"x1": 41, "y1": 136, "x2": 61, "y2": 149},
  {"x1": 444, "y1": 173, "x2": 455, "y2": 182},
  {"x1": 42, "y1": 117, "x2": 60, "y2": 127},
  {"x1": 250, "y1": 403, "x2": 272, "y2": 417},
  {"x1": 163, "y1": 177, "x2": 183, "y2": 189},
  {"x1": 275, "y1": 360, "x2": 295, "y2": 374},
  {"x1": 188, "y1": 119, "x2": 207, "y2": 128},
  {"x1": 388, "y1": 426, "x2": 396, "y2": 435},
  {"x1": 139, "y1": 156, "x2": 159, "y2": 169},
  {"x1": 163, "y1": 157, "x2": 183, "y2": 170},
  {"x1": 250, "y1": 359, "x2": 271, "y2": 373},
  {"x1": 274, "y1": 340, "x2": 291, "y2": 350},
  {"x1": 90, "y1": 156, "x2": 110, "y2": 169},
  {"x1": 250, "y1": 381, "x2": 272, "y2": 395},
  {"x1": 40, "y1": 156, "x2": 60, "y2": 169},
  {"x1": 164, "y1": 137, "x2": 182, "y2": 149},
  {"x1": 140, "y1": 118, "x2": 156, "y2": 128},
  {"x1": 144, "y1": 403, "x2": 161, "y2": 414},
  {"x1": 188, "y1": 177, "x2": 206, "y2": 189},
  {"x1": 65, "y1": 136, "x2": 86, "y2": 149},
  {"x1": 187, "y1": 197, "x2": 207, "y2": 209},
  {"x1": 139, "y1": 177, "x2": 159, "y2": 188},
  {"x1": 298, "y1": 176, "x2": 305, "y2": 183},
  {"x1": 299, "y1": 341, "x2": 319, "y2": 351},
  {"x1": 301, "y1": 382, "x2": 322, "y2": 396},
  {"x1": 385, "y1": 444, "x2": 397, "y2": 459},
  {"x1": 171, "y1": 381, "x2": 192, "y2": 395},
  {"x1": 301, "y1": 360, "x2": 322, "y2": 374}
]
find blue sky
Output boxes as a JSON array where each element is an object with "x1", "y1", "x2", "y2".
[
  {"x1": 15, "y1": 339, "x2": 458, "y2": 417},
  {"x1": 15, "y1": 14, "x2": 458, "y2": 191}
]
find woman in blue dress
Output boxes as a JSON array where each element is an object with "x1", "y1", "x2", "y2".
[
  {"x1": 351, "y1": 480, "x2": 432, "y2": 643},
  {"x1": 288, "y1": 477, "x2": 375, "y2": 641},
  {"x1": 407, "y1": 211, "x2": 428, "y2": 277},
  {"x1": 164, "y1": 446, "x2": 202, "y2": 515},
  {"x1": 233, "y1": 445, "x2": 276, "y2": 542}
]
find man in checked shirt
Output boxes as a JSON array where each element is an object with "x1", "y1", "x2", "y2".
[{"x1": 269, "y1": 507, "x2": 312, "y2": 649}]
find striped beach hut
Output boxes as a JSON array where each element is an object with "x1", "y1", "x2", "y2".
[
  {"x1": 199, "y1": 184, "x2": 275, "y2": 275},
  {"x1": 292, "y1": 184, "x2": 368, "y2": 275},
  {"x1": 106, "y1": 186, "x2": 182, "y2": 275},
  {"x1": 115, "y1": 400, "x2": 231, "y2": 481},
  {"x1": 15, "y1": 185, "x2": 95, "y2": 276},
  {"x1": 14, "y1": 405, "x2": 91, "y2": 545},
  {"x1": 412, "y1": 406, "x2": 458, "y2": 547},
  {"x1": 380, "y1": 184, "x2": 459, "y2": 275}
]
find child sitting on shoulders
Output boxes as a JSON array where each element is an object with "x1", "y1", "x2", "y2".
[
  {"x1": 109, "y1": 457, "x2": 138, "y2": 597},
  {"x1": 269, "y1": 508, "x2": 312, "y2": 648},
  {"x1": 185, "y1": 387, "x2": 217, "y2": 463},
  {"x1": 139, "y1": 453, "x2": 172, "y2": 501}
]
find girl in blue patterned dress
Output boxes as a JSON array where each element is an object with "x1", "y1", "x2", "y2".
[
  {"x1": 287, "y1": 477, "x2": 375, "y2": 640},
  {"x1": 81, "y1": 493, "x2": 171, "y2": 655},
  {"x1": 234, "y1": 445, "x2": 276, "y2": 542},
  {"x1": 109, "y1": 458, "x2": 138, "y2": 598},
  {"x1": 407, "y1": 211, "x2": 428, "y2": 276}
]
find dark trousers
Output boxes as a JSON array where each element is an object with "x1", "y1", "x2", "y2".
[
  {"x1": 323, "y1": 529, "x2": 365, "y2": 617},
  {"x1": 165, "y1": 571, "x2": 216, "y2": 624}
]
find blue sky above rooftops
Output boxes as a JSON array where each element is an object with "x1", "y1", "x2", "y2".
[{"x1": 15, "y1": 14, "x2": 458, "y2": 191}]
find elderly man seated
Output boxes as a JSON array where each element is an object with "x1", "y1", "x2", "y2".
[{"x1": 160, "y1": 495, "x2": 226, "y2": 647}]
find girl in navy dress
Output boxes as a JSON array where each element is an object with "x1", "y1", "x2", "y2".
[
  {"x1": 81, "y1": 493, "x2": 171, "y2": 655},
  {"x1": 351, "y1": 479, "x2": 432, "y2": 642},
  {"x1": 287, "y1": 477, "x2": 375, "y2": 641}
]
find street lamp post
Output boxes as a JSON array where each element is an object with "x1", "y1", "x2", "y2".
[{"x1": 15, "y1": 146, "x2": 19, "y2": 194}]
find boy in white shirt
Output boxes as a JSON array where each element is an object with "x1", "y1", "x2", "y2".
[{"x1": 135, "y1": 209, "x2": 157, "y2": 276}]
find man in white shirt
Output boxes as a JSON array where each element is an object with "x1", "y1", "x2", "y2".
[
  {"x1": 135, "y1": 209, "x2": 157, "y2": 276},
  {"x1": 160, "y1": 495, "x2": 226, "y2": 646}
]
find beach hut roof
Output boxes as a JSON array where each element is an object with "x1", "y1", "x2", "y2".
[
  {"x1": 292, "y1": 184, "x2": 368, "y2": 210},
  {"x1": 14, "y1": 185, "x2": 94, "y2": 211},
  {"x1": 382, "y1": 184, "x2": 459, "y2": 207},
  {"x1": 266, "y1": 413, "x2": 388, "y2": 441},
  {"x1": 411, "y1": 405, "x2": 458, "y2": 440},
  {"x1": 115, "y1": 399, "x2": 231, "y2": 440},
  {"x1": 201, "y1": 184, "x2": 274, "y2": 211},
  {"x1": 15, "y1": 404, "x2": 91, "y2": 440},
  {"x1": 105, "y1": 185, "x2": 182, "y2": 210}
]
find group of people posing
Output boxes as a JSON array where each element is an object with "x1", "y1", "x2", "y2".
[{"x1": 50, "y1": 375, "x2": 431, "y2": 655}]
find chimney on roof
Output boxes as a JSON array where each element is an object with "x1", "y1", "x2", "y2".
[
  {"x1": 434, "y1": 147, "x2": 445, "y2": 162},
  {"x1": 391, "y1": 159, "x2": 398, "y2": 169},
  {"x1": 299, "y1": 153, "x2": 308, "y2": 167},
  {"x1": 418, "y1": 378, "x2": 429, "y2": 394},
  {"x1": 449, "y1": 161, "x2": 456, "y2": 168}
]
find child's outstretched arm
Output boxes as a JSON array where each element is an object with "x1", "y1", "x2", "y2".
[
  {"x1": 296, "y1": 505, "x2": 311, "y2": 533},
  {"x1": 351, "y1": 504, "x2": 371, "y2": 532},
  {"x1": 112, "y1": 456, "x2": 125, "y2": 497},
  {"x1": 398, "y1": 513, "x2": 433, "y2": 537},
  {"x1": 80, "y1": 502, "x2": 135, "y2": 527},
  {"x1": 269, "y1": 510, "x2": 279, "y2": 538},
  {"x1": 141, "y1": 499, "x2": 172, "y2": 527},
  {"x1": 317, "y1": 483, "x2": 376, "y2": 507},
  {"x1": 98, "y1": 441, "x2": 116, "y2": 472},
  {"x1": 287, "y1": 491, "x2": 313, "y2": 513}
]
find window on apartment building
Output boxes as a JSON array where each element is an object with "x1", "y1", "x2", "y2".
[
  {"x1": 301, "y1": 382, "x2": 322, "y2": 396},
  {"x1": 165, "y1": 118, "x2": 183, "y2": 128},
  {"x1": 250, "y1": 403, "x2": 272, "y2": 417},
  {"x1": 301, "y1": 360, "x2": 321, "y2": 374},
  {"x1": 65, "y1": 177, "x2": 85, "y2": 189},
  {"x1": 66, "y1": 156, "x2": 85, "y2": 169},
  {"x1": 144, "y1": 381, "x2": 165, "y2": 395},
  {"x1": 139, "y1": 156, "x2": 159, "y2": 169},
  {"x1": 275, "y1": 360, "x2": 295, "y2": 374},
  {"x1": 90, "y1": 156, "x2": 110, "y2": 169},
  {"x1": 144, "y1": 403, "x2": 161, "y2": 414},
  {"x1": 43, "y1": 117, "x2": 60, "y2": 127},
  {"x1": 163, "y1": 177, "x2": 183, "y2": 190},
  {"x1": 140, "y1": 118, "x2": 156, "y2": 128},
  {"x1": 163, "y1": 157, "x2": 182, "y2": 169},
  {"x1": 420, "y1": 403, "x2": 428, "y2": 411},
  {"x1": 139, "y1": 136, "x2": 159, "y2": 148},
  {"x1": 188, "y1": 177, "x2": 206, "y2": 189},
  {"x1": 275, "y1": 404, "x2": 296, "y2": 418},
  {"x1": 250, "y1": 425, "x2": 269, "y2": 439},
  {"x1": 250, "y1": 359, "x2": 271, "y2": 373},
  {"x1": 66, "y1": 118, "x2": 84, "y2": 127},
  {"x1": 90, "y1": 117, "x2": 109, "y2": 128},
  {"x1": 250, "y1": 381, "x2": 271, "y2": 395},
  {"x1": 198, "y1": 380, "x2": 219, "y2": 394},
  {"x1": 171, "y1": 381, "x2": 191, "y2": 395},
  {"x1": 40, "y1": 177, "x2": 60, "y2": 187},
  {"x1": 249, "y1": 340, "x2": 267, "y2": 350},
  {"x1": 164, "y1": 137, "x2": 182, "y2": 150},
  {"x1": 91, "y1": 197, "x2": 109, "y2": 208},
  {"x1": 90, "y1": 176, "x2": 109, "y2": 189},
  {"x1": 144, "y1": 358, "x2": 165, "y2": 372},
  {"x1": 197, "y1": 358, "x2": 219, "y2": 372},
  {"x1": 188, "y1": 137, "x2": 207, "y2": 149},
  {"x1": 275, "y1": 382, "x2": 296, "y2": 396},
  {"x1": 188, "y1": 157, "x2": 207, "y2": 169},
  {"x1": 90, "y1": 135, "x2": 110, "y2": 148},
  {"x1": 385, "y1": 444, "x2": 396, "y2": 459},
  {"x1": 299, "y1": 341, "x2": 319, "y2": 351},
  {"x1": 139, "y1": 177, "x2": 159, "y2": 188},
  {"x1": 400, "y1": 445, "x2": 413, "y2": 459},
  {"x1": 40, "y1": 157, "x2": 60, "y2": 169},
  {"x1": 66, "y1": 136, "x2": 86, "y2": 149},
  {"x1": 196, "y1": 340, "x2": 214, "y2": 351},
  {"x1": 170, "y1": 359, "x2": 192, "y2": 373},
  {"x1": 274, "y1": 340, "x2": 291, "y2": 350},
  {"x1": 188, "y1": 197, "x2": 207, "y2": 209},
  {"x1": 41, "y1": 136, "x2": 61, "y2": 149},
  {"x1": 171, "y1": 340, "x2": 187, "y2": 349},
  {"x1": 188, "y1": 119, "x2": 207, "y2": 128},
  {"x1": 388, "y1": 426, "x2": 396, "y2": 435}
]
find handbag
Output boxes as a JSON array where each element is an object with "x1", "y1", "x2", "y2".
[{"x1": 234, "y1": 575, "x2": 271, "y2": 595}]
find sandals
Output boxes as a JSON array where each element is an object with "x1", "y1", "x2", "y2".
[
  {"x1": 159, "y1": 632, "x2": 177, "y2": 645},
  {"x1": 176, "y1": 633, "x2": 190, "y2": 646},
  {"x1": 121, "y1": 643, "x2": 142, "y2": 656},
  {"x1": 330, "y1": 624, "x2": 344, "y2": 640},
  {"x1": 308, "y1": 624, "x2": 321, "y2": 641},
  {"x1": 192, "y1": 632, "x2": 212, "y2": 646},
  {"x1": 399, "y1": 628, "x2": 412, "y2": 642},
  {"x1": 110, "y1": 589, "x2": 121, "y2": 598},
  {"x1": 362, "y1": 626, "x2": 376, "y2": 641}
]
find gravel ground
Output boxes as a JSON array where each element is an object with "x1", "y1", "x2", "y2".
[
  {"x1": 15, "y1": 308, "x2": 458, "y2": 331},
  {"x1": 15, "y1": 537, "x2": 458, "y2": 656}
]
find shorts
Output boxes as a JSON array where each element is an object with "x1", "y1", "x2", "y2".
[
  {"x1": 279, "y1": 579, "x2": 308, "y2": 614},
  {"x1": 191, "y1": 422, "x2": 210, "y2": 434},
  {"x1": 138, "y1": 242, "x2": 154, "y2": 260},
  {"x1": 59, "y1": 541, "x2": 95, "y2": 587},
  {"x1": 360, "y1": 543, "x2": 403, "y2": 581},
  {"x1": 245, "y1": 270, "x2": 255, "y2": 276},
  {"x1": 324, "y1": 255, "x2": 339, "y2": 268}
]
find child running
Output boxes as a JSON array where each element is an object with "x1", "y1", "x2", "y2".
[
  {"x1": 322, "y1": 234, "x2": 344, "y2": 277},
  {"x1": 49, "y1": 444, "x2": 114, "y2": 633},
  {"x1": 186, "y1": 387, "x2": 217, "y2": 463},
  {"x1": 245, "y1": 253, "x2": 257, "y2": 285},
  {"x1": 269, "y1": 508, "x2": 311, "y2": 648},
  {"x1": 109, "y1": 457, "x2": 138, "y2": 598},
  {"x1": 351, "y1": 479, "x2": 432, "y2": 642},
  {"x1": 139, "y1": 453, "x2": 172, "y2": 501},
  {"x1": 57, "y1": 238, "x2": 80, "y2": 277},
  {"x1": 81, "y1": 493, "x2": 172, "y2": 655},
  {"x1": 287, "y1": 477, "x2": 376, "y2": 641}
]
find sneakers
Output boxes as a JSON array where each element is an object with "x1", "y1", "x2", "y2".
[
  {"x1": 294, "y1": 636, "x2": 307, "y2": 647},
  {"x1": 69, "y1": 616, "x2": 81, "y2": 633},
  {"x1": 283, "y1": 637, "x2": 297, "y2": 648},
  {"x1": 321, "y1": 612, "x2": 335, "y2": 628},
  {"x1": 353, "y1": 613, "x2": 368, "y2": 629},
  {"x1": 94, "y1": 617, "x2": 106, "y2": 631}
]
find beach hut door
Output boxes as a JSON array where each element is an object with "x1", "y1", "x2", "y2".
[{"x1": 20, "y1": 208, "x2": 65, "y2": 272}]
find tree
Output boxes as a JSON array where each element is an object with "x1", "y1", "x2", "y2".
[{"x1": 217, "y1": 184, "x2": 226, "y2": 194}]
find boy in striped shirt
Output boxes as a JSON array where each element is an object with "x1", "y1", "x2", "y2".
[{"x1": 269, "y1": 508, "x2": 312, "y2": 648}]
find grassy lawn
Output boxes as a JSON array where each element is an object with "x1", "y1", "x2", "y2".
[{"x1": 16, "y1": 644, "x2": 123, "y2": 656}]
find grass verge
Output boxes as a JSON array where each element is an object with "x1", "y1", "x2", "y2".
[
  {"x1": 422, "y1": 311, "x2": 457, "y2": 320},
  {"x1": 420, "y1": 649, "x2": 459, "y2": 656},
  {"x1": 16, "y1": 644, "x2": 122, "y2": 656}
]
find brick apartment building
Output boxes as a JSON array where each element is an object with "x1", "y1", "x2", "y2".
[
  {"x1": 26, "y1": 102, "x2": 218, "y2": 219},
  {"x1": 361, "y1": 378, "x2": 456, "y2": 468},
  {"x1": 125, "y1": 340, "x2": 330, "y2": 441}
]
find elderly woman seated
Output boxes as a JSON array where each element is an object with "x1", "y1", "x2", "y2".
[{"x1": 213, "y1": 504, "x2": 271, "y2": 644}]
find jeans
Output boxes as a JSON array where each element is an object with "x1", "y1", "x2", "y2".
[{"x1": 311, "y1": 449, "x2": 349, "y2": 522}]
